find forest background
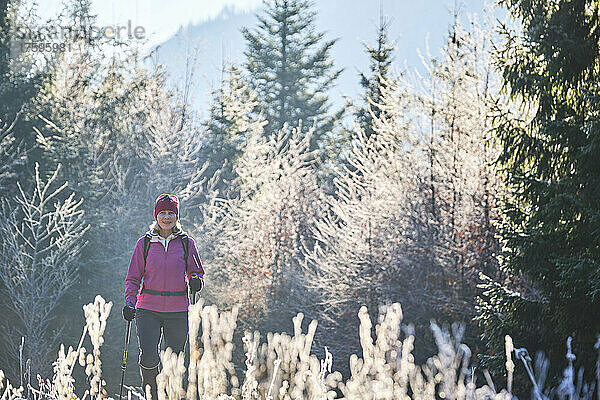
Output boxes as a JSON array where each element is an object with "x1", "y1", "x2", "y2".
[{"x1": 1, "y1": 0, "x2": 599, "y2": 397}]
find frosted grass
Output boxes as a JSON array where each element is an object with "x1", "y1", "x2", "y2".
[{"x1": 0, "y1": 295, "x2": 598, "y2": 400}]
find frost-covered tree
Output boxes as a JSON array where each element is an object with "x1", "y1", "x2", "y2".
[
  {"x1": 303, "y1": 74, "x2": 438, "y2": 368},
  {"x1": 34, "y1": 42, "x2": 148, "y2": 282},
  {"x1": 0, "y1": 163, "x2": 88, "y2": 376},
  {"x1": 135, "y1": 65, "x2": 206, "y2": 211},
  {"x1": 411, "y1": 12, "x2": 503, "y2": 319},
  {"x1": 303, "y1": 11, "x2": 504, "y2": 369},
  {"x1": 206, "y1": 121, "x2": 323, "y2": 334},
  {"x1": 201, "y1": 63, "x2": 262, "y2": 196},
  {"x1": 0, "y1": 0, "x2": 94, "y2": 379},
  {"x1": 35, "y1": 32, "x2": 204, "y2": 256},
  {"x1": 0, "y1": 108, "x2": 27, "y2": 193},
  {"x1": 242, "y1": 0, "x2": 343, "y2": 155}
]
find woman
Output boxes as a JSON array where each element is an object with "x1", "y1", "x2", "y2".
[{"x1": 122, "y1": 193, "x2": 204, "y2": 400}]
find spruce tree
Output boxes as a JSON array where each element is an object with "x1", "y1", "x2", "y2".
[
  {"x1": 242, "y1": 0, "x2": 342, "y2": 154},
  {"x1": 0, "y1": 0, "x2": 43, "y2": 191},
  {"x1": 477, "y1": 0, "x2": 600, "y2": 381},
  {"x1": 355, "y1": 12, "x2": 395, "y2": 140},
  {"x1": 201, "y1": 63, "x2": 263, "y2": 195}
]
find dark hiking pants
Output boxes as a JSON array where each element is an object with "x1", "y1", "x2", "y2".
[
  {"x1": 135, "y1": 308, "x2": 188, "y2": 398},
  {"x1": 135, "y1": 308, "x2": 188, "y2": 368}
]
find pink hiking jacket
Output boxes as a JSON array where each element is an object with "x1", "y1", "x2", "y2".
[{"x1": 124, "y1": 231, "x2": 204, "y2": 312}]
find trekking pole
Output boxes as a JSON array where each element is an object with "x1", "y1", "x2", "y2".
[{"x1": 119, "y1": 320, "x2": 132, "y2": 400}]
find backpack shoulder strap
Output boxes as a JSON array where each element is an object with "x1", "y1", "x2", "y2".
[
  {"x1": 143, "y1": 233, "x2": 152, "y2": 268},
  {"x1": 180, "y1": 234, "x2": 189, "y2": 273}
]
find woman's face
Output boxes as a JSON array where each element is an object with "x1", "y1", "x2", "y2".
[{"x1": 156, "y1": 210, "x2": 177, "y2": 231}]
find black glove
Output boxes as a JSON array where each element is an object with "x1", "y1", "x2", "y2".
[
  {"x1": 122, "y1": 302, "x2": 136, "y2": 321},
  {"x1": 189, "y1": 273, "x2": 203, "y2": 292}
]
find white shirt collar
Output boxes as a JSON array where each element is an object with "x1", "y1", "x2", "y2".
[{"x1": 150, "y1": 232, "x2": 176, "y2": 248}]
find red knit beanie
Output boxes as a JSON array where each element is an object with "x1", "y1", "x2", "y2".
[{"x1": 154, "y1": 193, "x2": 179, "y2": 219}]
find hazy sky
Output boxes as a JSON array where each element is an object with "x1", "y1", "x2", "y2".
[
  {"x1": 36, "y1": 0, "x2": 263, "y2": 51},
  {"x1": 35, "y1": 0, "x2": 493, "y2": 54},
  {"x1": 34, "y1": 0, "x2": 497, "y2": 117}
]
